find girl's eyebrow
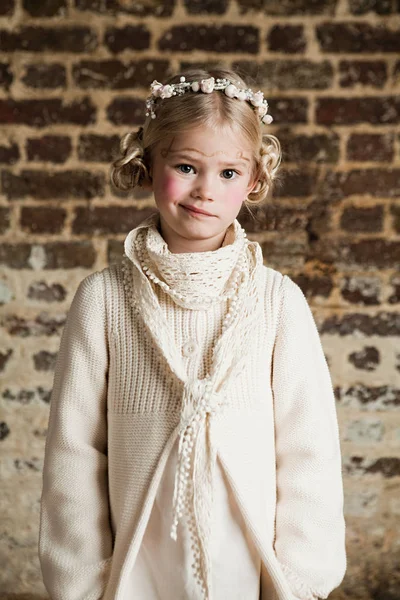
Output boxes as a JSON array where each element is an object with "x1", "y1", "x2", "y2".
[{"x1": 167, "y1": 148, "x2": 250, "y2": 166}]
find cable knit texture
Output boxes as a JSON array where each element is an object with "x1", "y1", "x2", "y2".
[{"x1": 39, "y1": 214, "x2": 346, "y2": 600}]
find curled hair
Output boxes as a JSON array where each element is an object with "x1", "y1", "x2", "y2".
[
  {"x1": 111, "y1": 127, "x2": 153, "y2": 191},
  {"x1": 247, "y1": 134, "x2": 282, "y2": 204},
  {"x1": 111, "y1": 66, "x2": 282, "y2": 204}
]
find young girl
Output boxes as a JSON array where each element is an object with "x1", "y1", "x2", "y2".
[{"x1": 39, "y1": 67, "x2": 346, "y2": 600}]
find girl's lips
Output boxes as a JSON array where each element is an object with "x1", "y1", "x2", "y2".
[{"x1": 180, "y1": 205, "x2": 214, "y2": 217}]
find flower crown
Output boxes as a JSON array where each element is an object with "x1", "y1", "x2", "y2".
[{"x1": 145, "y1": 76, "x2": 273, "y2": 125}]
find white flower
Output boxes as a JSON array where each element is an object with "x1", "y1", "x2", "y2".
[
  {"x1": 150, "y1": 80, "x2": 163, "y2": 96},
  {"x1": 200, "y1": 77, "x2": 215, "y2": 93},
  {"x1": 250, "y1": 91, "x2": 264, "y2": 107},
  {"x1": 256, "y1": 105, "x2": 268, "y2": 117},
  {"x1": 262, "y1": 114, "x2": 273, "y2": 124},
  {"x1": 160, "y1": 84, "x2": 173, "y2": 99},
  {"x1": 237, "y1": 90, "x2": 247, "y2": 101},
  {"x1": 224, "y1": 84, "x2": 237, "y2": 98},
  {"x1": 191, "y1": 81, "x2": 200, "y2": 92}
]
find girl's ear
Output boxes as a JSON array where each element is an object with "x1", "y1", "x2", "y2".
[{"x1": 247, "y1": 178, "x2": 261, "y2": 195}]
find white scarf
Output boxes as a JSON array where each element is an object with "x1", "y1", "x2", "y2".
[{"x1": 122, "y1": 212, "x2": 264, "y2": 599}]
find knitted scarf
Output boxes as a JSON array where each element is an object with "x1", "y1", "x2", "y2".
[{"x1": 122, "y1": 212, "x2": 265, "y2": 599}]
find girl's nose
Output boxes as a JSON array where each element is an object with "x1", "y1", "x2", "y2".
[{"x1": 192, "y1": 174, "x2": 214, "y2": 201}]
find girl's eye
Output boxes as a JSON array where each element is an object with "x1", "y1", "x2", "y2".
[
  {"x1": 177, "y1": 164, "x2": 194, "y2": 174},
  {"x1": 222, "y1": 169, "x2": 238, "y2": 180}
]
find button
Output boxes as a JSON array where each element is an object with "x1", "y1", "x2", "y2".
[{"x1": 182, "y1": 339, "x2": 198, "y2": 357}]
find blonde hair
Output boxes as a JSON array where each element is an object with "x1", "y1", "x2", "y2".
[{"x1": 111, "y1": 67, "x2": 282, "y2": 205}]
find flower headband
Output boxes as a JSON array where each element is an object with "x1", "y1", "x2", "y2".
[{"x1": 145, "y1": 76, "x2": 273, "y2": 125}]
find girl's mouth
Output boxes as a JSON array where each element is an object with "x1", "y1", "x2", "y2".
[{"x1": 180, "y1": 205, "x2": 214, "y2": 217}]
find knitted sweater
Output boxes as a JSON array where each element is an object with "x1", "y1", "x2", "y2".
[
  {"x1": 39, "y1": 214, "x2": 346, "y2": 600},
  {"x1": 124, "y1": 217, "x2": 262, "y2": 599}
]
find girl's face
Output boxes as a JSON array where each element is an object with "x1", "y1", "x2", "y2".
[{"x1": 148, "y1": 124, "x2": 258, "y2": 253}]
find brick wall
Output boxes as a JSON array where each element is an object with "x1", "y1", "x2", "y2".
[{"x1": 1, "y1": 0, "x2": 400, "y2": 597}]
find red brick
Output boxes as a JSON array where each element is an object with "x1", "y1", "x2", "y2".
[
  {"x1": 2, "y1": 170, "x2": 105, "y2": 200},
  {"x1": 2, "y1": 387, "x2": 51, "y2": 404},
  {"x1": 75, "y1": 0, "x2": 175, "y2": 16},
  {"x1": 22, "y1": 63, "x2": 66, "y2": 89},
  {"x1": 349, "y1": 346, "x2": 380, "y2": 371},
  {"x1": 236, "y1": 0, "x2": 337, "y2": 15},
  {"x1": 267, "y1": 25, "x2": 306, "y2": 54},
  {"x1": 158, "y1": 25, "x2": 259, "y2": 54},
  {"x1": 0, "y1": 62, "x2": 13, "y2": 90},
  {"x1": 313, "y1": 238, "x2": 400, "y2": 270},
  {"x1": 0, "y1": 350, "x2": 13, "y2": 373},
  {"x1": 321, "y1": 311, "x2": 400, "y2": 336},
  {"x1": 388, "y1": 275, "x2": 400, "y2": 304},
  {"x1": 26, "y1": 136, "x2": 72, "y2": 163},
  {"x1": 184, "y1": 0, "x2": 228, "y2": 13},
  {"x1": 316, "y1": 97, "x2": 400, "y2": 125},
  {"x1": 4, "y1": 313, "x2": 66, "y2": 336},
  {"x1": 339, "y1": 60, "x2": 387, "y2": 89},
  {"x1": 106, "y1": 97, "x2": 145, "y2": 125},
  {"x1": 0, "y1": 143, "x2": 19, "y2": 165},
  {"x1": 349, "y1": 0, "x2": 392, "y2": 14},
  {"x1": 0, "y1": 423, "x2": 10, "y2": 441},
  {"x1": 104, "y1": 25, "x2": 151, "y2": 53},
  {"x1": 340, "y1": 205, "x2": 384, "y2": 233},
  {"x1": 269, "y1": 97, "x2": 308, "y2": 124},
  {"x1": 366, "y1": 458, "x2": 400, "y2": 477},
  {"x1": 108, "y1": 239, "x2": 124, "y2": 264},
  {"x1": 33, "y1": 350, "x2": 57, "y2": 371},
  {"x1": 78, "y1": 134, "x2": 120, "y2": 162},
  {"x1": 340, "y1": 276, "x2": 380, "y2": 305},
  {"x1": 0, "y1": 26, "x2": 97, "y2": 53},
  {"x1": 20, "y1": 207, "x2": 67, "y2": 233},
  {"x1": 291, "y1": 274, "x2": 333, "y2": 298},
  {"x1": 391, "y1": 205, "x2": 400, "y2": 233},
  {"x1": 306, "y1": 199, "x2": 332, "y2": 242},
  {"x1": 277, "y1": 129, "x2": 339, "y2": 163},
  {"x1": 336, "y1": 384, "x2": 400, "y2": 409},
  {"x1": 45, "y1": 241, "x2": 97, "y2": 268},
  {"x1": 260, "y1": 238, "x2": 308, "y2": 270},
  {"x1": 0, "y1": 0, "x2": 14, "y2": 15},
  {"x1": 0, "y1": 98, "x2": 96, "y2": 127},
  {"x1": 394, "y1": 61, "x2": 400, "y2": 86},
  {"x1": 179, "y1": 61, "x2": 227, "y2": 71},
  {"x1": 72, "y1": 206, "x2": 157, "y2": 235},
  {"x1": 274, "y1": 170, "x2": 316, "y2": 197},
  {"x1": 317, "y1": 23, "x2": 400, "y2": 53},
  {"x1": 73, "y1": 59, "x2": 170, "y2": 89},
  {"x1": 319, "y1": 169, "x2": 400, "y2": 200},
  {"x1": 233, "y1": 60, "x2": 333, "y2": 90},
  {"x1": 238, "y1": 204, "x2": 308, "y2": 233},
  {"x1": 27, "y1": 281, "x2": 67, "y2": 302},
  {"x1": 23, "y1": 0, "x2": 67, "y2": 16},
  {"x1": 347, "y1": 134, "x2": 394, "y2": 162},
  {"x1": 0, "y1": 207, "x2": 11, "y2": 234},
  {"x1": 0, "y1": 242, "x2": 96, "y2": 269}
]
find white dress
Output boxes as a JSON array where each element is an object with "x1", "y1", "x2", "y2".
[
  {"x1": 123, "y1": 219, "x2": 262, "y2": 599},
  {"x1": 125, "y1": 439, "x2": 261, "y2": 599}
]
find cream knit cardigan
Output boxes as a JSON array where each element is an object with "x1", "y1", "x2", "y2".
[{"x1": 39, "y1": 216, "x2": 346, "y2": 600}]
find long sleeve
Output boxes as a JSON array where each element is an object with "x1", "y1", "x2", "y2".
[
  {"x1": 272, "y1": 275, "x2": 346, "y2": 600},
  {"x1": 39, "y1": 272, "x2": 113, "y2": 600}
]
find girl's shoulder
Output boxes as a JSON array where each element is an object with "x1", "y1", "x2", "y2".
[
  {"x1": 259, "y1": 265, "x2": 308, "y2": 319},
  {"x1": 259, "y1": 263, "x2": 286, "y2": 299},
  {"x1": 74, "y1": 260, "x2": 127, "y2": 317}
]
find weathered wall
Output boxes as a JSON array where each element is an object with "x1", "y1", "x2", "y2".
[{"x1": 1, "y1": 0, "x2": 400, "y2": 597}]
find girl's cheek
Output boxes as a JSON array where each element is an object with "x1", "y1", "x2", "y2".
[
  {"x1": 228, "y1": 187, "x2": 247, "y2": 207},
  {"x1": 161, "y1": 173, "x2": 187, "y2": 199}
]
